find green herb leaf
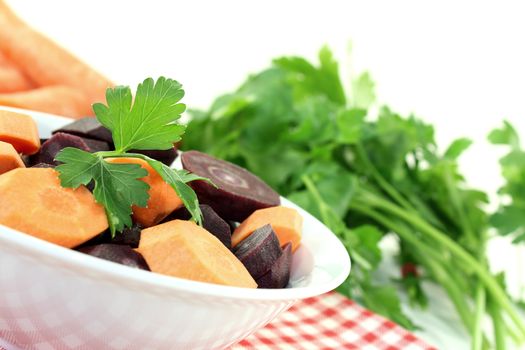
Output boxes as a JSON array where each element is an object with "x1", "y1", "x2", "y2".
[
  {"x1": 55, "y1": 147, "x2": 150, "y2": 234},
  {"x1": 144, "y1": 158, "x2": 214, "y2": 226},
  {"x1": 351, "y1": 72, "x2": 376, "y2": 110},
  {"x1": 488, "y1": 120, "x2": 520, "y2": 149},
  {"x1": 444, "y1": 138, "x2": 472, "y2": 160},
  {"x1": 361, "y1": 284, "x2": 419, "y2": 330},
  {"x1": 93, "y1": 77, "x2": 186, "y2": 152}
]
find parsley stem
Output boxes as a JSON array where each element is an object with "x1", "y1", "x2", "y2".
[
  {"x1": 355, "y1": 143, "x2": 414, "y2": 212},
  {"x1": 488, "y1": 299, "x2": 507, "y2": 350},
  {"x1": 359, "y1": 191, "x2": 525, "y2": 338},
  {"x1": 349, "y1": 202, "x2": 477, "y2": 334},
  {"x1": 472, "y1": 282, "x2": 487, "y2": 350}
]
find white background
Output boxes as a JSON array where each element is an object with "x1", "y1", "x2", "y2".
[{"x1": 5, "y1": 1, "x2": 525, "y2": 349}]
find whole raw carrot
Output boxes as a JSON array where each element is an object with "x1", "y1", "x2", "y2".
[
  {"x1": 0, "y1": 86, "x2": 92, "y2": 118},
  {"x1": 0, "y1": 0, "x2": 113, "y2": 105},
  {"x1": 0, "y1": 50, "x2": 34, "y2": 92}
]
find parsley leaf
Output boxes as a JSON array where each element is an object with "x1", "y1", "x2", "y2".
[
  {"x1": 55, "y1": 147, "x2": 150, "y2": 234},
  {"x1": 93, "y1": 77, "x2": 186, "y2": 152},
  {"x1": 489, "y1": 121, "x2": 525, "y2": 243},
  {"x1": 56, "y1": 77, "x2": 209, "y2": 236},
  {"x1": 142, "y1": 157, "x2": 214, "y2": 226},
  {"x1": 182, "y1": 47, "x2": 525, "y2": 341}
]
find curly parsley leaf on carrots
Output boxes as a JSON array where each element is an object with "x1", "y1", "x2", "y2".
[
  {"x1": 182, "y1": 46, "x2": 525, "y2": 347},
  {"x1": 56, "y1": 77, "x2": 206, "y2": 235}
]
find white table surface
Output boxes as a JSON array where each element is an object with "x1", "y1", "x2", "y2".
[{"x1": 5, "y1": 1, "x2": 525, "y2": 348}]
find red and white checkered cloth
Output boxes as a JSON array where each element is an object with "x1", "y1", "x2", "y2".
[{"x1": 232, "y1": 291, "x2": 436, "y2": 350}]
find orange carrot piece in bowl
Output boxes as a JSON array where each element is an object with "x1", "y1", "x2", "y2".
[
  {"x1": 0, "y1": 1, "x2": 113, "y2": 105},
  {"x1": 137, "y1": 220, "x2": 257, "y2": 288},
  {"x1": 106, "y1": 158, "x2": 184, "y2": 227},
  {"x1": 0, "y1": 140, "x2": 24, "y2": 174},
  {"x1": 232, "y1": 206, "x2": 303, "y2": 252},
  {"x1": 0, "y1": 168, "x2": 108, "y2": 247},
  {"x1": 0, "y1": 109, "x2": 40, "y2": 154},
  {"x1": 0, "y1": 85, "x2": 91, "y2": 118}
]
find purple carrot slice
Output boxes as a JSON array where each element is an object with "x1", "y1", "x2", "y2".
[
  {"x1": 130, "y1": 147, "x2": 178, "y2": 166},
  {"x1": 80, "y1": 224, "x2": 143, "y2": 249},
  {"x1": 81, "y1": 137, "x2": 111, "y2": 153},
  {"x1": 233, "y1": 224, "x2": 282, "y2": 280},
  {"x1": 256, "y1": 243, "x2": 292, "y2": 289},
  {"x1": 77, "y1": 244, "x2": 149, "y2": 270},
  {"x1": 31, "y1": 162, "x2": 55, "y2": 168},
  {"x1": 181, "y1": 150, "x2": 281, "y2": 222},
  {"x1": 32, "y1": 132, "x2": 91, "y2": 165},
  {"x1": 53, "y1": 117, "x2": 113, "y2": 144},
  {"x1": 30, "y1": 133, "x2": 110, "y2": 166},
  {"x1": 169, "y1": 204, "x2": 232, "y2": 249}
]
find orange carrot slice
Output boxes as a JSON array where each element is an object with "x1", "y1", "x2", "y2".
[
  {"x1": 0, "y1": 109, "x2": 40, "y2": 154},
  {"x1": 106, "y1": 158, "x2": 183, "y2": 227},
  {"x1": 137, "y1": 219, "x2": 257, "y2": 288},
  {"x1": 0, "y1": 86, "x2": 92, "y2": 118},
  {"x1": 0, "y1": 1, "x2": 112, "y2": 106},
  {"x1": 0, "y1": 140, "x2": 24, "y2": 174},
  {"x1": 0, "y1": 168, "x2": 108, "y2": 247},
  {"x1": 232, "y1": 206, "x2": 303, "y2": 252}
]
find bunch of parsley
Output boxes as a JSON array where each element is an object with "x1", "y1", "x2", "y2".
[
  {"x1": 182, "y1": 47, "x2": 525, "y2": 349},
  {"x1": 55, "y1": 77, "x2": 210, "y2": 235}
]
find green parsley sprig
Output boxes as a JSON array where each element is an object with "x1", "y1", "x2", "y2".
[{"x1": 55, "y1": 77, "x2": 210, "y2": 235}]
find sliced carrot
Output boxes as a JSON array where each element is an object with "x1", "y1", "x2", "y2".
[
  {"x1": 0, "y1": 85, "x2": 91, "y2": 118},
  {"x1": 137, "y1": 219, "x2": 257, "y2": 288},
  {"x1": 232, "y1": 206, "x2": 303, "y2": 252},
  {"x1": 0, "y1": 140, "x2": 25, "y2": 174},
  {"x1": 106, "y1": 158, "x2": 183, "y2": 227},
  {"x1": 0, "y1": 1, "x2": 113, "y2": 106},
  {"x1": 0, "y1": 168, "x2": 108, "y2": 247},
  {"x1": 0, "y1": 109, "x2": 40, "y2": 154}
]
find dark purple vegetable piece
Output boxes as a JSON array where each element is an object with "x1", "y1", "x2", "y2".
[
  {"x1": 31, "y1": 162, "x2": 55, "y2": 168},
  {"x1": 130, "y1": 147, "x2": 178, "y2": 166},
  {"x1": 53, "y1": 117, "x2": 113, "y2": 144},
  {"x1": 33, "y1": 132, "x2": 91, "y2": 165},
  {"x1": 77, "y1": 244, "x2": 149, "y2": 270},
  {"x1": 105, "y1": 224, "x2": 143, "y2": 248},
  {"x1": 256, "y1": 243, "x2": 292, "y2": 289},
  {"x1": 77, "y1": 224, "x2": 143, "y2": 249},
  {"x1": 233, "y1": 224, "x2": 282, "y2": 280},
  {"x1": 81, "y1": 138, "x2": 111, "y2": 153},
  {"x1": 30, "y1": 133, "x2": 110, "y2": 166},
  {"x1": 169, "y1": 204, "x2": 231, "y2": 249},
  {"x1": 181, "y1": 150, "x2": 281, "y2": 222}
]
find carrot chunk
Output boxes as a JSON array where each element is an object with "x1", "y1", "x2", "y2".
[
  {"x1": 0, "y1": 140, "x2": 24, "y2": 174},
  {"x1": 232, "y1": 206, "x2": 303, "y2": 252},
  {"x1": 137, "y1": 219, "x2": 257, "y2": 288},
  {"x1": 106, "y1": 158, "x2": 183, "y2": 227},
  {"x1": 0, "y1": 168, "x2": 108, "y2": 247},
  {"x1": 0, "y1": 109, "x2": 40, "y2": 154}
]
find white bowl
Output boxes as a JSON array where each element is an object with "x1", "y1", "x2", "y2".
[{"x1": 0, "y1": 108, "x2": 351, "y2": 350}]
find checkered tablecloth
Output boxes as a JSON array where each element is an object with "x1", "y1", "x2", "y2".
[{"x1": 233, "y1": 291, "x2": 436, "y2": 350}]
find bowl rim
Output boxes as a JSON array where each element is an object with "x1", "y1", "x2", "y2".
[{"x1": 0, "y1": 106, "x2": 351, "y2": 302}]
